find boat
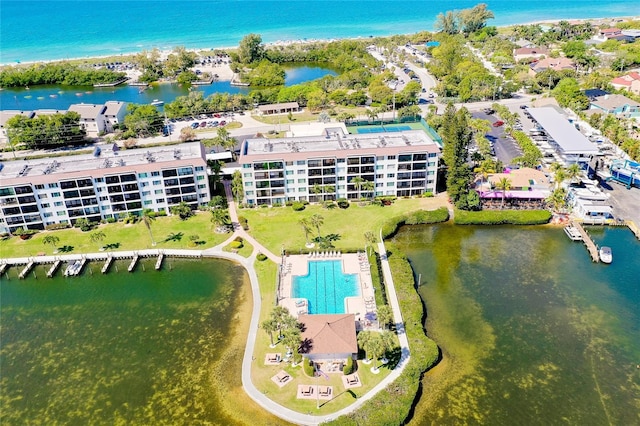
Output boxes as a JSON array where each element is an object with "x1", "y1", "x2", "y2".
[
  {"x1": 64, "y1": 260, "x2": 82, "y2": 276},
  {"x1": 151, "y1": 99, "x2": 164, "y2": 106},
  {"x1": 599, "y1": 246, "x2": 612, "y2": 264},
  {"x1": 564, "y1": 225, "x2": 583, "y2": 241}
]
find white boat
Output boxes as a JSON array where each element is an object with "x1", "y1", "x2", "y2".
[
  {"x1": 564, "y1": 226, "x2": 583, "y2": 241},
  {"x1": 150, "y1": 99, "x2": 164, "y2": 106},
  {"x1": 64, "y1": 260, "x2": 82, "y2": 276},
  {"x1": 599, "y1": 246, "x2": 612, "y2": 264}
]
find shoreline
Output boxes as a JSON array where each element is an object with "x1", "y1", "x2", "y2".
[{"x1": 2, "y1": 15, "x2": 638, "y2": 68}]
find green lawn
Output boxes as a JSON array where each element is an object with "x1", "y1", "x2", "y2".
[
  {"x1": 223, "y1": 238, "x2": 254, "y2": 258},
  {"x1": 0, "y1": 212, "x2": 231, "y2": 258},
  {"x1": 238, "y1": 197, "x2": 448, "y2": 255}
]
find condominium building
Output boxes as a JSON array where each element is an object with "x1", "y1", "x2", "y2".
[
  {"x1": 238, "y1": 129, "x2": 441, "y2": 206},
  {"x1": 0, "y1": 142, "x2": 210, "y2": 233}
]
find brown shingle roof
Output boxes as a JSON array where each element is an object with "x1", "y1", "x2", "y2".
[{"x1": 299, "y1": 314, "x2": 357, "y2": 355}]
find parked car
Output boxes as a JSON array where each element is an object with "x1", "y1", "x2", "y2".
[
  {"x1": 519, "y1": 105, "x2": 528, "y2": 110},
  {"x1": 492, "y1": 120, "x2": 504, "y2": 127},
  {"x1": 199, "y1": 121, "x2": 207, "y2": 128},
  {"x1": 190, "y1": 122, "x2": 199, "y2": 129},
  {"x1": 219, "y1": 120, "x2": 227, "y2": 126},
  {"x1": 484, "y1": 108, "x2": 495, "y2": 115}
]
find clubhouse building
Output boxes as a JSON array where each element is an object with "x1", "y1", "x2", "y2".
[
  {"x1": 238, "y1": 129, "x2": 441, "y2": 206},
  {"x1": 0, "y1": 142, "x2": 209, "y2": 233}
]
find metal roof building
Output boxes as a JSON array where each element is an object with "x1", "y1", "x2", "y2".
[{"x1": 527, "y1": 107, "x2": 599, "y2": 160}]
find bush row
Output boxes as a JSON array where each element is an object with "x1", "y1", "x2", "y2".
[
  {"x1": 328, "y1": 244, "x2": 440, "y2": 425},
  {"x1": 380, "y1": 207, "x2": 450, "y2": 239},
  {"x1": 454, "y1": 209, "x2": 552, "y2": 225}
]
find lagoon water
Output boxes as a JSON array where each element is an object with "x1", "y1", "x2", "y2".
[
  {"x1": 0, "y1": 64, "x2": 337, "y2": 111},
  {"x1": 2, "y1": 1, "x2": 639, "y2": 64},
  {"x1": 392, "y1": 225, "x2": 639, "y2": 425},
  {"x1": 0, "y1": 257, "x2": 252, "y2": 424}
]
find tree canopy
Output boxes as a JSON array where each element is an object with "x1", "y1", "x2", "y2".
[
  {"x1": 238, "y1": 33, "x2": 265, "y2": 64},
  {"x1": 6, "y1": 111, "x2": 86, "y2": 150}
]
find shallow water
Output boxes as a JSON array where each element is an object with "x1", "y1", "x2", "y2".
[
  {"x1": 392, "y1": 224, "x2": 640, "y2": 425},
  {"x1": 0, "y1": 257, "x2": 250, "y2": 424}
]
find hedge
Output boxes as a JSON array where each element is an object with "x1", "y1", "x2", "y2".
[
  {"x1": 380, "y1": 207, "x2": 450, "y2": 239},
  {"x1": 454, "y1": 209, "x2": 552, "y2": 225},
  {"x1": 327, "y1": 244, "x2": 440, "y2": 425}
]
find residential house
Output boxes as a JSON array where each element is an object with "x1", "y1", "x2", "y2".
[
  {"x1": 611, "y1": 72, "x2": 640, "y2": 95},
  {"x1": 68, "y1": 103, "x2": 108, "y2": 137},
  {"x1": 257, "y1": 102, "x2": 300, "y2": 115},
  {"x1": 513, "y1": 47, "x2": 549, "y2": 63},
  {"x1": 589, "y1": 94, "x2": 640, "y2": 118},
  {"x1": 103, "y1": 101, "x2": 128, "y2": 132},
  {"x1": 529, "y1": 57, "x2": 575, "y2": 76},
  {"x1": 298, "y1": 314, "x2": 358, "y2": 373}
]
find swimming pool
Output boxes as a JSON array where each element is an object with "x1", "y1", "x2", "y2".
[
  {"x1": 355, "y1": 125, "x2": 412, "y2": 134},
  {"x1": 292, "y1": 260, "x2": 360, "y2": 314}
]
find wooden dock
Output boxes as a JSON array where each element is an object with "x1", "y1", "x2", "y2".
[
  {"x1": 75, "y1": 258, "x2": 87, "y2": 276},
  {"x1": 93, "y1": 77, "x2": 129, "y2": 87},
  {"x1": 47, "y1": 260, "x2": 61, "y2": 278},
  {"x1": 19, "y1": 261, "x2": 35, "y2": 279},
  {"x1": 572, "y1": 222, "x2": 600, "y2": 262},
  {"x1": 0, "y1": 262, "x2": 8, "y2": 275},
  {"x1": 155, "y1": 253, "x2": 164, "y2": 270},
  {"x1": 102, "y1": 256, "x2": 113, "y2": 274},
  {"x1": 128, "y1": 254, "x2": 139, "y2": 272}
]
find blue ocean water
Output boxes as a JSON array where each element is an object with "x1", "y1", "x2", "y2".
[{"x1": 1, "y1": 1, "x2": 638, "y2": 64}]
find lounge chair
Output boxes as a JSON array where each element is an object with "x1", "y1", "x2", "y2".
[
  {"x1": 302, "y1": 386, "x2": 314, "y2": 395},
  {"x1": 278, "y1": 372, "x2": 290, "y2": 383},
  {"x1": 348, "y1": 376, "x2": 359, "y2": 385},
  {"x1": 267, "y1": 353, "x2": 280, "y2": 362},
  {"x1": 319, "y1": 386, "x2": 332, "y2": 396},
  {"x1": 295, "y1": 299, "x2": 306, "y2": 307}
]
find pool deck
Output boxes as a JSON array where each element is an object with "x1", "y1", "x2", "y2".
[{"x1": 278, "y1": 252, "x2": 376, "y2": 329}]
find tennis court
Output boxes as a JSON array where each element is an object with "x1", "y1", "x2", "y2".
[{"x1": 355, "y1": 125, "x2": 412, "y2": 134}]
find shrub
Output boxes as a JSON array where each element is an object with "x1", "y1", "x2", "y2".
[
  {"x1": 292, "y1": 202, "x2": 306, "y2": 211},
  {"x1": 301, "y1": 200, "x2": 309, "y2": 205},
  {"x1": 285, "y1": 201, "x2": 294, "y2": 206},
  {"x1": 14, "y1": 227, "x2": 39, "y2": 239},
  {"x1": 238, "y1": 216, "x2": 249, "y2": 230},
  {"x1": 155, "y1": 210, "x2": 167, "y2": 217},
  {"x1": 272, "y1": 202, "x2": 283, "y2": 207},
  {"x1": 454, "y1": 209, "x2": 552, "y2": 225},
  {"x1": 45, "y1": 223, "x2": 70, "y2": 231},
  {"x1": 423, "y1": 191, "x2": 434, "y2": 198},
  {"x1": 343, "y1": 356, "x2": 355, "y2": 375},
  {"x1": 303, "y1": 358, "x2": 315, "y2": 377},
  {"x1": 337, "y1": 198, "x2": 350, "y2": 209},
  {"x1": 256, "y1": 253, "x2": 267, "y2": 261},
  {"x1": 260, "y1": 204, "x2": 269, "y2": 208},
  {"x1": 106, "y1": 217, "x2": 117, "y2": 223},
  {"x1": 74, "y1": 218, "x2": 93, "y2": 232},
  {"x1": 230, "y1": 240, "x2": 243, "y2": 249},
  {"x1": 323, "y1": 200, "x2": 336, "y2": 209},
  {"x1": 380, "y1": 208, "x2": 450, "y2": 239}
]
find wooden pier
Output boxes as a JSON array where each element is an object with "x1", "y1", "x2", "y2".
[
  {"x1": 19, "y1": 261, "x2": 35, "y2": 279},
  {"x1": 0, "y1": 262, "x2": 8, "y2": 275},
  {"x1": 47, "y1": 260, "x2": 61, "y2": 278},
  {"x1": 102, "y1": 256, "x2": 113, "y2": 274},
  {"x1": 75, "y1": 258, "x2": 87, "y2": 276},
  {"x1": 93, "y1": 77, "x2": 129, "y2": 87},
  {"x1": 128, "y1": 254, "x2": 139, "y2": 272},
  {"x1": 572, "y1": 222, "x2": 600, "y2": 262},
  {"x1": 155, "y1": 253, "x2": 164, "y2": 270}
]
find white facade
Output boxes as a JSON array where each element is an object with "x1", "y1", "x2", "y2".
[
  {"x1": 0, "y1": 142, "x2": 210, "y2": 233},
  {"x1": 238, "y1": 130, "x2": 441, "y2": 206},
  {"x1": 103, "y1": 101, "x2": 128, "y2": 132}
]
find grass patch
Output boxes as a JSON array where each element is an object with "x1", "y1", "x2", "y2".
[
  {"x1": 454, "y1": 209, "x2": 552, "y2": 225},
  {"x1": 380, "y1": 207, "x2": 450, "y2": 239},
  {"x1": 326, "y1": 243, "x2": 440, "y2": 426},
  {"x1": 239, "y1": 198, "x2": 449, "y2": 255},
  {"x1": 223, "y1": 238, "x2": 254, "y2": 258},
  {"x1": 0, "y1": 212, "x2": 230, "y2": 258}
]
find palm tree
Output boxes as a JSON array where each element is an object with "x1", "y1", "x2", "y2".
[
  {"x1": 566, "y1": 163, "x2": 581, "y2": 184},
  {"x1": 351, "y1": 176, "x2": 365, "y2": 200},
  {"x1": 362, "y1": 180, "x2": 375, "y2": 201},
  {"x1": 366, "y1": 109, "x2": 378, "y2": 123},
  {"x1": 495, "y1": 177, "x2": 512, "y2": 209},
  {"x1": 364, "y1": 231, "x2": 376, "y2": 256},
  {"x1": 210, "y1": 208, "x2": 230, "y2": 231},
  {"x1": 357, "y1": 331, "x2": 373, "y2": 363},
  {"x1": 474, "y1": 160, "x2": 495, "y2": 192},
  {"x1": 309, "y1": 214, "x2": 324, "y2": 239},
  {"x1": 281, "y1": 327, "x2": 302, "y2": 366},
  {"x1": 298, "y1": 218, "x2": 313, "y2": 246},
  {"x1": 323, "y1": 185, "x2": 335, "y2": 201},
  {"x1": 141, "y1": 208, "x2": 156, "y2": 246},
  {"x1": 42, "y1": 235, "x2": 60, "y2": 251},
  {"x1": 311, "y1": 184, "x2": 323, "y2": 203},
  {"x1": 380, "y1": 330, "x2": 396, "y2": 364},
  {"x1": 546, "y1": 188, "x2": 568, "y2": 213},
  {"x1": 261, "y1": 318, "x2": 279, "y2": 347},
  {"x1": 231, "y1": 170, "x2": 244, "y2": 203},
  {"x1": 89, "y1": 231, "x2": 106, "y2": 249},
  {"x1": 365, "y1": 333, "x2": 384, "y2": 373},
  {"x1": 376, "y1": 305, "x2": 393, "y2": 330},
  {"x1": 208, "y1": 160, "x2": 222, "y2": 191}
]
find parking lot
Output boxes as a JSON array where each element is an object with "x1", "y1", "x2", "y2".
[
  {"x1": 600, "y1": 181, "x2": 640, "y2": 225},
  {"x1": 471, "y1": 111, "x2": 522, "y2": 166}
]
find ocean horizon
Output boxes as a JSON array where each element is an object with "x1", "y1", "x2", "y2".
[{"x1": 1, "y1": 1, "x2": 639, "y2": 64}]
